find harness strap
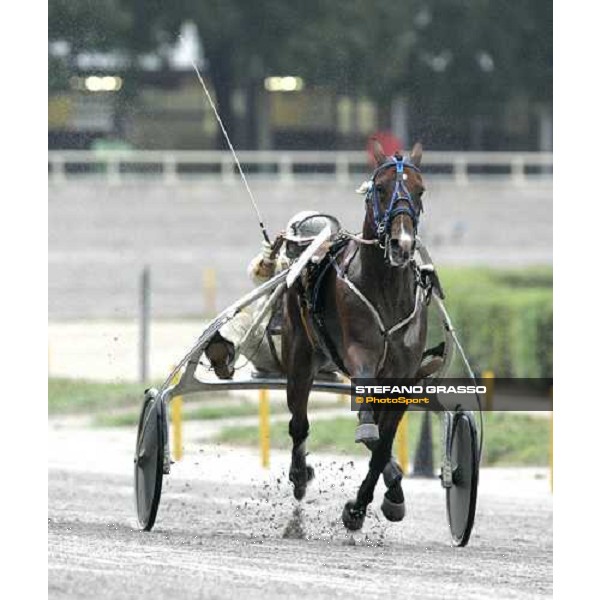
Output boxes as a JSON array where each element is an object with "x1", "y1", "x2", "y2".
[
  {"x1": 333, "y1": 258, "x2": 425, "y2": 338},
  {"x1": 331, "y1": 257, "x2": 427, "y2": 376},
  {"x1": 388, "y1": 286, "x2": 425, "y2": 336},
  {"x1": 341, "y1": 276, "x2": 387, "y2": 335}
]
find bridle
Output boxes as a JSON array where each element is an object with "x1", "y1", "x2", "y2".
[{"x1": 365, "y1": 156, "x2": 422, "y2": 251}]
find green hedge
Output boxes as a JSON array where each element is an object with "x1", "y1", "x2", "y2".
[{"x1": 432, "y1": 267, "x2": 552, "y2": 378}]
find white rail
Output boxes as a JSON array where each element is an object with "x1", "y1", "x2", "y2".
[{"x1": 48, "y1": 150, "x2": 552, "y2": 185}]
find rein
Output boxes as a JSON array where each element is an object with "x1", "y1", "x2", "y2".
[{"x1": 340, "y1": 231, "x2": 379, "y2": 245}]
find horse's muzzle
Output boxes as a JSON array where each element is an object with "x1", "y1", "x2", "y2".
[{"x1": 388, "y1": 237, "x2": 413, "y2": 267}]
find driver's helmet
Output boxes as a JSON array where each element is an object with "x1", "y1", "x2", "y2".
[{"x1": 285, "y1": 211, "x2": 341, "y2": 259}]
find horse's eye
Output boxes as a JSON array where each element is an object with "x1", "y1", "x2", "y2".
[{"x1": 375, "y1": 184, "x2": 385, "y2": 194}]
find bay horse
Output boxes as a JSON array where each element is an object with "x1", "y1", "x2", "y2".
[{"x1": 282, "y1": 141, "x2": 429, "y2": 530}]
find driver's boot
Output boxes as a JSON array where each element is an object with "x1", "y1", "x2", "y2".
[{"x1": 204, "y1": 331, "x2": 236, "y2": 380}]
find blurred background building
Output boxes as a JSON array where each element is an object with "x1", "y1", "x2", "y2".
[{"x1": 49, "y1": 0, "x2": 552, "y2": 152}]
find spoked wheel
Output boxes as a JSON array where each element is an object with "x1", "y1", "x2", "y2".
[
  {"x1": 445, "y1": 411, "x2": 479, "y2": 547},
  {"x1": 134, "y1": 389, "x2": 167, "y2": 531}
]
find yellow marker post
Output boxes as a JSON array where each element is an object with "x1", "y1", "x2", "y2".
[
  {"x1": 396, "y1": 414, "x2": 409, "y2": 474},
  {"x1": 203, "y1": 268, "x2": 217, "y2": 317},
  {"x1": 171, "y1": 367, "x2": 183, "y2": 461},
  {"x1": 550, "y1": 387, "x2": 553, "y2": 493},
  {"x1": 259, "y1": 389, "x2": 270, "y2": 468},
  {"x1": 482, "y1": 369, "x2": 495, "y2": 411}
]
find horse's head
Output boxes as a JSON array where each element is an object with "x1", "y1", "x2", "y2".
[{"x1": 365, "y1": 141, "x2": 425, "y2": 267}]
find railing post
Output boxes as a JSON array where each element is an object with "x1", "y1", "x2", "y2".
[
  {"x1": 51, "y1": 155, "x2": 66, "y2": 184},
  {"x1": 221, "y1": 155, "x2": 235, "y2": 183},
  {"x1": 164, "y1": 154, "x2": 177, "y2": 184},
  {"x1": 279, "y1": 155, "x2": 293, "y2": 183},
  {"x1": 511, "y1": 156, "x2": 526, "y2": 184},
  {"x1": 107, "y1": 158, "x2": 120, "y2": 186},
  {"x1": 336, "y1": 155, "x2": 350, "y2": 184},
  {"x1": 454, "y1": 157, "x2": 468, "y2": 185}
]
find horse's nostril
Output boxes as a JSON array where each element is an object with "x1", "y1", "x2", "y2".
[
  {"x1": 390, "y1": 240, "x2": 403, "y2": 256},
  {"x1": 399, "y1": 237, "x2": 412, "y2": 254}
]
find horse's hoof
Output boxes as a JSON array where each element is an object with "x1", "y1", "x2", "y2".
[
  {"x1": 293, "y1": 483, "x2": 307, "y2": 501},
  {"x1": 381, "y1": 495, "x2": 405, "y2": 522},
  {"x1": 342, "y1": 500, "x2": 366, "y2": 531},
  {"x1": 290, "y1": 465, "x2": 314, "y2": 501},
  {"x1": 289, "y1": 468, "x2": 307, "y2": 500},
  {"x1": 355, "y1": 423, "x2": 379, "y2": 445}
]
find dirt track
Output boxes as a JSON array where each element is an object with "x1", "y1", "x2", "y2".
[{"x1": 49, "y1": 424, "x2": 552, "y2": 599}]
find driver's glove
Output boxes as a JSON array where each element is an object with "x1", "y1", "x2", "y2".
[{"x1": 261, "y1": 240, "x2": 275, "y2": 265}]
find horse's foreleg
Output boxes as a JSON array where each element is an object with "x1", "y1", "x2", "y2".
[
  {"x1": 344, "y1": 343, "x2": 381, "y2": 447},
  {"x1": 286, "y1": 353, "x2": 315, "y2": 500},
  {"x1": 342, "y1": 409, "x2": 404, "y2": 530},
  {"x1": 283, "y1": 291, "x2": 316, "y2": 501}
]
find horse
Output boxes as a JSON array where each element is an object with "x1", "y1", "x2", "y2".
[{"x1": 282, "y1": 141, "x2": 429, "y2": 530}]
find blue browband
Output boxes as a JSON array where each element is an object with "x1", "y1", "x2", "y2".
[{"x1": 367, "y1": 156, "x2": 421, "y2": 240}]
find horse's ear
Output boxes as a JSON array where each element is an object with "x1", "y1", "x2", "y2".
[
  {"x1": 372, "y1": 139, "x2": 387, "y2": 166},
  {"x1": 409, "y1": 142, "x2": 423, "y2": 167}
]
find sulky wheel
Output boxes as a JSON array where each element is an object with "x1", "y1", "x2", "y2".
[
  {"x1": 134, "y1": 389, "x2": 167, "y2": 531},
  {"x1": 445, "y1": 411, "x2": 479, "y2": 547}
]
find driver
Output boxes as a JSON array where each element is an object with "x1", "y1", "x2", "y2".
[{"x1": 204, "y1": 210, "x2": 321, "y2": 379}]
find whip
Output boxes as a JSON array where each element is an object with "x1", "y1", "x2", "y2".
[{"x1": 191, "y1": 61, "x2": 271, "y2": 245}]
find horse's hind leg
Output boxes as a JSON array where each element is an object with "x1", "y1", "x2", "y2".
[
  {"x1": 377, "y1": 411, "x2": 406, "y2": 522},
  {"x1": 380, "y1": 457, "x2": 405, "y2": 522}
]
